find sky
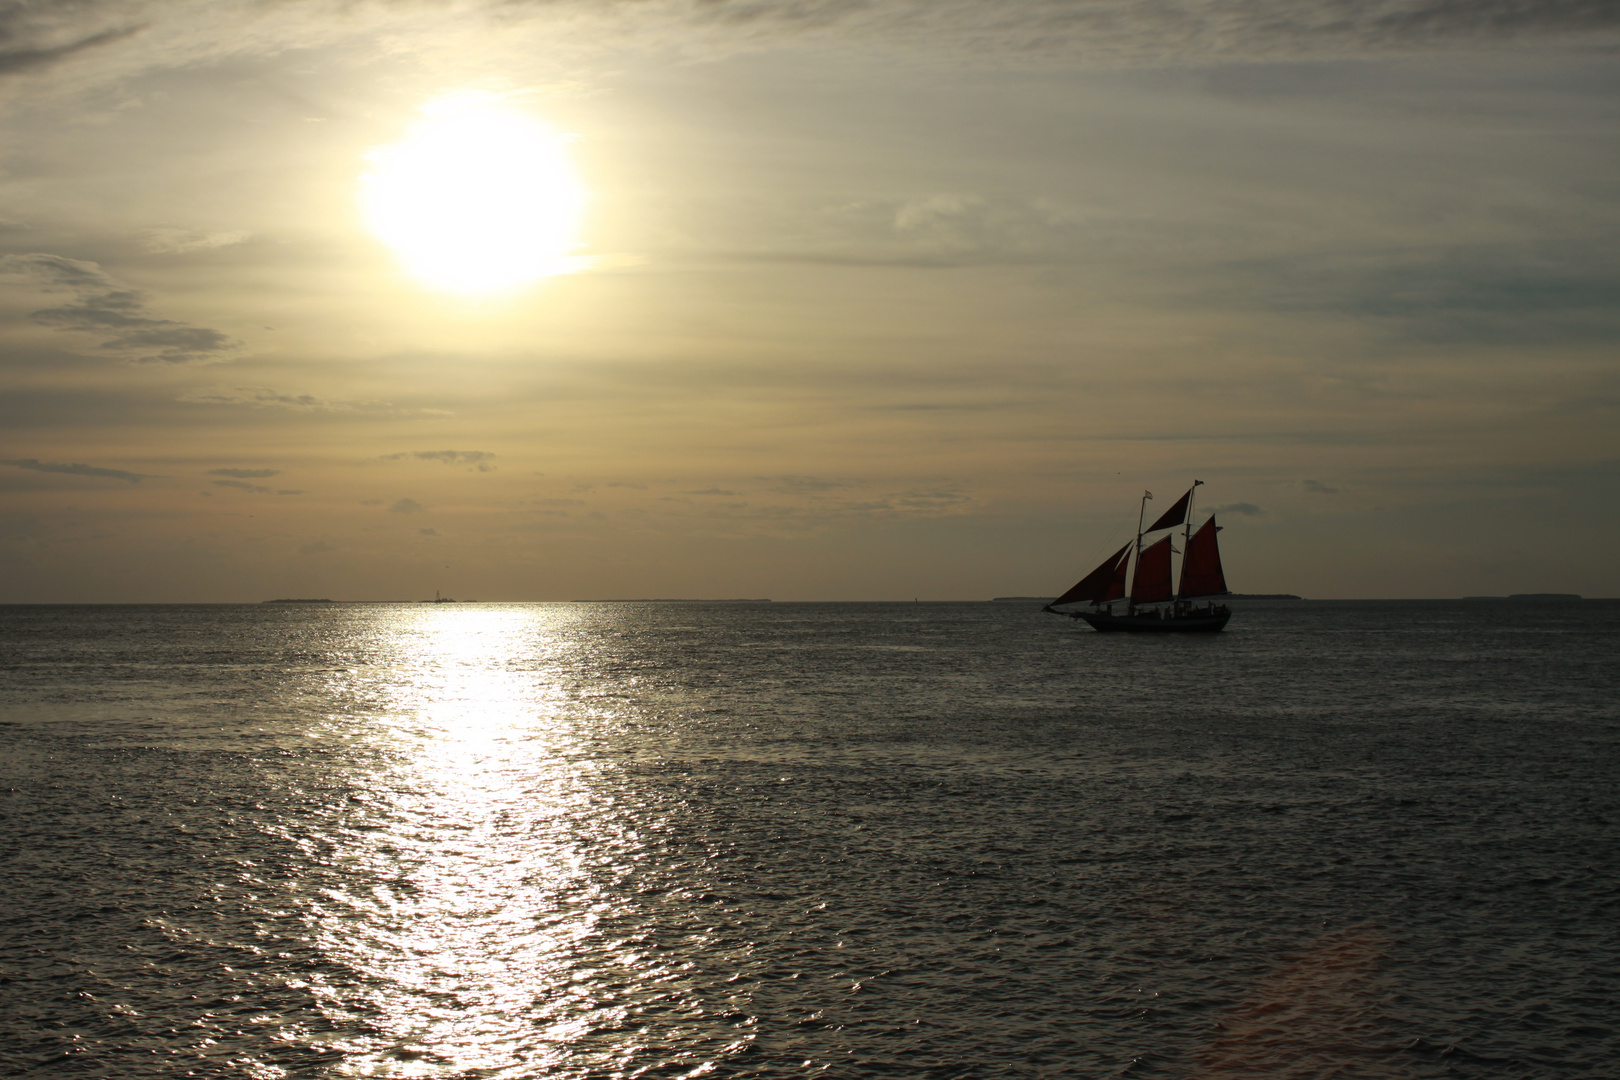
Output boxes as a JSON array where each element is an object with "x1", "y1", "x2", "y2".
[{"x1": 0, "y1": 0, "x2": 1616, "y2": 602}]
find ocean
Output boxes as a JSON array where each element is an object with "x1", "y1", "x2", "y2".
[{"x1": 1, "y1": 600, "x2": 1616, "y2": 1078}]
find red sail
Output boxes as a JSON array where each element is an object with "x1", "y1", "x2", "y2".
[
  {"x1": 1047, "y1": 542, "x2": 1132, "y2": 608},
  {"x1": 1131, "y1": 535, "x2": 1175, "y2": 604},
  {"x1": 1145, "y1": 486, "x2": 1193, "y2": 533},
  {"x1": 1178, "y1": 515, "x2": 1228, "y2": 598},
  {"x1": 1103, "y1": 547, "x2": 1130, "y2": 602}
]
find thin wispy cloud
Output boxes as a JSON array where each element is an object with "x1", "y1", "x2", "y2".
[
  {"x1": 382, "y1": 450, "x2": 497, "y2": 471},
  {"x1": 0, "y1": 0, "x2": 1610, "y2": 105},
  {"x1": 0, "y1": 24, "x2": 142, "y2": 76},
  {"x1": 2, "y1": 456, "x2": 145, "y2": 483},
  {"x1": 212, "y1": 479, "x2": 297, "y2": 494},
  {"x1": 0, "y1": 253, "x2": 237, "y2": 364},
  {"x1": 138, "y1": 228, "x2": 250, "y2": 254},
  {"x1": 178, "y1": 386, "x2": 336, "y2": 410},
  {"x1": 758, "y1": 475, "x2": 853, "y2": 494},
  {"x1": 177, "y1": 386, "x2": 449, "y2": 417}
]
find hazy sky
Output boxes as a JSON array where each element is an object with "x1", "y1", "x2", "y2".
[{"x1": 1, "y1": 0, "x2": 1616, "y2": 601}]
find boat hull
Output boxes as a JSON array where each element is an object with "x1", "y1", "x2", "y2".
[{"x1": 1073, "y1": 609, "x2": 1231, "y2": 633}]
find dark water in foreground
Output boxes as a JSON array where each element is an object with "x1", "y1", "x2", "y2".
[{"x1": 1, "y1": 600, "x2": 1616, "y2": 1079}]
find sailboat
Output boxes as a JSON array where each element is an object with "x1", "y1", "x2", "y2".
[{"x1": 1045, "y1": 481, "x2": 1232, "y2": 632}]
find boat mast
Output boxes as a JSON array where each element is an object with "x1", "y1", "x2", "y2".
[
  {"x1": 1179, "y1": 479, "x2": 1202, "y2": 607},
  {"x1": 1133, "y1": 490, "x2": 1150, "y2": 615}
]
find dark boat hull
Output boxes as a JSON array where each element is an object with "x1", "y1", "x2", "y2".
[{"x1": 1073, "y1": 609, "x2": 1231, "y2": 633}]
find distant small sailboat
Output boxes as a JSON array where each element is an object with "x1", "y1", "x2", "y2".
[
  {"x1": 1046, "y1": 481, "x2": 1232, "y2": 632},
  {"x1": 421, "y1": 590, "x2": 455, "y2": 604}
]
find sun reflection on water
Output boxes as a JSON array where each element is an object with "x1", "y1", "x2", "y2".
[{"x1": 298, "y1": 606, "x2": 639, "y2": 1077}]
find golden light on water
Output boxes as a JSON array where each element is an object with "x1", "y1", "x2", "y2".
[
  {"x1": 300, "y1": 607, "x2": 643, "y2": 1077},
  {"x1": 361, "y1": 97, "x2": 587, "y2": 294}
]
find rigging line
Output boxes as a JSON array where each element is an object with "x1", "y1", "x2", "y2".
[{"x1": 1072, "y1": 518, "x2": 1137, "y2": 581}]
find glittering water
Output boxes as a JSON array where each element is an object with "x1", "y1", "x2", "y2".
[{"x1": 1, "y1": 600, "x2": 1616, "y2": 1078}]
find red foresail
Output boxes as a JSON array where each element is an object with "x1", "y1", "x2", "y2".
[
  {"x1": 1131, "y1": 535, "x2": 1175, "y2": 604},
  {"x1": 1178, "y1": 515, "x2": 1228, "y2": 598},
  {"x1": 1047, "y1": 542, "x2": 1133, "y2": 608},
  {"x1": 1145, "y1": 486, "x2": 1193, "y2": 533}
]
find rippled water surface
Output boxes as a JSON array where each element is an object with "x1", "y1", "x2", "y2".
[{"x1": 2, "y1": 600, "x2": 1617, "y2": 1078}]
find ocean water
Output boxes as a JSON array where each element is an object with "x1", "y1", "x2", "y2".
[{"x1": 1, "y1": 599, "x2": 1616, "y2": 1079}]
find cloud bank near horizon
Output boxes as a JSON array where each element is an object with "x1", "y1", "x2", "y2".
[{"x1": 0, "y1": 0, "x2": 1613, "y2": 104}]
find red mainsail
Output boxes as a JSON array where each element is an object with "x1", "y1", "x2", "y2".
[
  {"x1": 1046, "y1": 541, "x2": 1133, "y2": 608},
  {"x1": 1178, "y1": 515, "x2": 1228, "y2": 599},
  {"x1": 1131, "y1": 535, "x2": 1175, "y2": 604}
]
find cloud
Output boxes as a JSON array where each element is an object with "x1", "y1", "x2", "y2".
[
  {"x1": 2, "y1": 457, "x2": 144, "y2": 483},
  {"x1": 682, "y1": 0, "x2": 1620, "y2": 59},
  {"x1": 178, "y1": 386, "x2": 333, "y2": 410},
  {"x1": 417, "y1": 527, "x2": 438, "y2": 535},
  {"x1": 1303, "y1": 479, "x2": 1342, "y2": 495},
  {"x1": 382, "y1": 450, "x2": 497, "y2": 471},
  {"x1": 729, "y1": 194, "x2": 1101, "y2": 270},
  {"x1": 1228, "y1": 245, "x2": 1620, "y2": 345},
  {"x1": 887, "y1": 194, "x2": 1089, "y2": 264},
  {"x1": 758, "y1": 474, "x2": 852, "y2": 493},
  {"x1": 298, "y1": 539, "x2": 335, "y2": 555},
  {"x1": 178, "y1": 386, "x2": 449, "y2": 416},
  {"x1": 94, "y1": 325, "x2": 235, "y2": 359},
  {"x1": 138, "y1": 228, "x2": 250, "y2": 254},
  {"x1": 0, "y1": 24, "x2": 142, "y2": 76},
  {"x1": 388, "y1": 498, "x2": 424, "y2": 513},
  {"x1": 1211, "y1": 502, "x2": 1264, "y2": 516},
  {"x1": 212, "y1": 479, "x2": 297, "y2": 494},
  {"x1": 0, "y1": 0, "x2": 1608, "y2": 112},
  {"x1": 208, "y1": 467, "x2": 279, "y2": 479},
  {"x1": 686, "y1": 488, "x2": 736, "y2": 496},
  {"x1": 0, "y1": 253, "x2": 238, "y2": 364}
]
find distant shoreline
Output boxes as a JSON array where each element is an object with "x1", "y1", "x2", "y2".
[
  {"x1": 1462, "y1": 593, "x2": 1582, "y2": 601},
  {"x1": 990, "y1": 593, "x2": 1305, "y2": 602}
]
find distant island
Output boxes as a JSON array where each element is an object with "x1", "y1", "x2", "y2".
[
  {"x1": 595, "y1": 598, "x2": 772, "y2": 603},
  {"x1": 992, "y1": 593, "x2": 1303, "y2": 602},
  {"x1": 1463, "y1": 593, "x2": 1582, "y2": 601},
  {"x1": 261, "y1": 598, "x2": 335, "y2": 603}
]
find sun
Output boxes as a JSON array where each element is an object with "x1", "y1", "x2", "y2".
[{"x1": 361, "y1": 96, "x2": 587, "y2": 295}]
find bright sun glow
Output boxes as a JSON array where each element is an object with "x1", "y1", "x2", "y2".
[{"x1": 361, "y1": 96, "x2": 587, "y2": 294}]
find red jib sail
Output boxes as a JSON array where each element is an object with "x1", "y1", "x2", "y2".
[
  {"x1": 1178, "y1": 515, "x2": 1228, "y2": 599},
  {"x1": 1132, "y1": 535, "x2": 1175, "y2": 604},
  {"x1": 1144, "y1": 486, "x2": 1193, "y2": 533},
  {"x1": 1046, "y1": 541, "x2": 1132, "y2": 608}
]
